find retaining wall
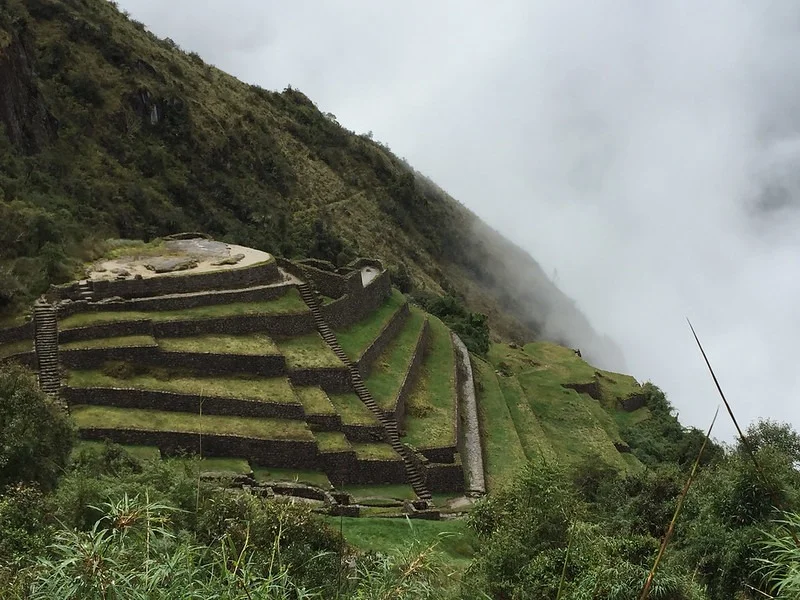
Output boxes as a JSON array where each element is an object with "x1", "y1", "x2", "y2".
[
  {"x1": 389, "y1": 319, "x2": 430, "y2": 423},
  {"x1": 425, "y1": 461, "x2": 464, "y2": 493},
  {"x1": 59, "y1": 312, "x2": 315, "y2": 343},
  {"x1": 288, "y1": 368, "x2": 352, "y2": 393},
  {"x1": 59, "y1": 320, "x2": 153, "y2": 344},
  {"x1": 56, "y1": 283, "x2": 292, "y2": 318},
  {"x1": 0, "y1": 320, "x2": 33, "y2": 343},
  {"x1": 419, "y1": 446, "x2": 457, "y2": 464},
  {"x1": 298, "y1": 263, "x2": 349, "y2": 298},
  {"x1": 0, "y1": 351, "x2": 36, "y2": 368},
  {"x1": 320, "y1": 451, "x2": 407, "y2": 486},
  {"x1": 61, "y1": 343, "x2": 287, "y2": 377},
  {"x1": 620, "y1": 393, "x2": 646, "y2": 412},
  {"x1": 79, "y1": 428, "x2": 318, "y2": 468},
  {"x1": 563, "y1": 381, "x2": 601, "y2": 400},
  {"x1": 323, "y1": 270, "x2": 391, "y2": 329},
  {"x1": 151, "y1": 312, "x2": 314, "y2": 338},
  {"x1": 452, "y1": 332, "x2": 486, "y2": 495},
  {"x1": 305, "y1": 413, "x2": 343, "y2": 431},
  {"x1": 50, "y1": 259, "x2": 280, "y2": 301},
  {"x1": 64, "y1": 387, "x2": 306, "y2": 420},
  {"x1": 274, "y1": 257, "x2": 306, "y2": 281},
  {"x1": 356, "y1": 303, "x2": 410, "y2": 377},
  {"x1": 341, "y1": 423, "x2": 386, "y2": 443},
  {"x1": 350, "y1": 458, "x2": 406, "y2": 485}
]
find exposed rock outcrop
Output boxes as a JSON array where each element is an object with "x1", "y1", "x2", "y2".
[{"x1": 0, "y1": 28, "x2": 57, "y2": 152}]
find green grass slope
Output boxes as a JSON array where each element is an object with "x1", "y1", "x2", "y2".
[{"x1": 476, "y1": 342, "x2": 648, "y2": 485}]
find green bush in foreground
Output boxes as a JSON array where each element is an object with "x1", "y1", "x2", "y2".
[{"x1": 0, "y1": 364, "x2": 74, "y2": 491}]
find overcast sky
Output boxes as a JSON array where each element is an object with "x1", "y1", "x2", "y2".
[{"x1": 117, "y1": 0, "x2": 800, "y2": 441}]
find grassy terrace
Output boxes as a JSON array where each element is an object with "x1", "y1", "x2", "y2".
[
  {"x1": 157, "y1": 333, "x2": 279, "y2": 355},
  {"x1": 58, "y1": 288, "x2": 307, "y2": 329},
  {"x1": 403, "y1": 316, "x2": 457, "y2": 449},
  {"x1": 72, "y1": 440, "x2": 161, "y2": 462},
  {"x1": 66, "y1": 368, "x2": 299, "y2": 405},
  {"x1": 365, "y1": 308, "x2": 427, "y2": 411},
  {"x1": 0, "y1": 339, "x2": 33, "y2": 358},
  {"x1": 352, "y1": 443, "x2": 400, "y2": 461},
  {"x1": 341, "y1": 483, "x2": 416, "y2": 501},
  {"x1": 487, "y1": 342, "x2": 644, "y2": 472},
  {"x1": 514, "y1": 342, "x2": 642, "y2": 408},
  {"x1": 253, "y1": 467, "x2": 332, "y2": 489},
  {"x1": 294, "y1": 386, "x2": 336, "y2": 415},
  {"x1": 328, "y1": 393, "x2": 380, "y2": 425},
  {"x1": 72, "y1": 405, "x2": 313, "y2": 440},
  {"x1": 171, "y1": 457, "x2": 253, "y2": 475},
  {"x1": 496, "y1": 372, "x2": 557, "y2": 464},
  {"x1": 274, "y1": 333, "x2": 342, "y2": 368},
  {"x1": 335, "y1": 289, "x2": 406, "y2": 360},
  {"x1": 61, "y1": 335, "x2": 156, "y2": 350},
  {"x1": 472, "y1": 358, "x2": 527, "y2": 490},
  {"x1": 314, "y1": 431, "x2": 352, "y2": 453}
]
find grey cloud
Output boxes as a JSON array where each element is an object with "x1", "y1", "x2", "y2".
[{"x1": 118, "y1": 0, "x2": 800, "y2": 440}]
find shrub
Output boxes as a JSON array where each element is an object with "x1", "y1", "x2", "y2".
[{"x1": 0, "y1": 363, "x2": 74, "y2": 491}]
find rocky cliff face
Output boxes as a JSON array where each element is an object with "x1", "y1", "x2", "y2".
[{"x1": 0, "y1": 27, "x2": 57, "y2": 153}]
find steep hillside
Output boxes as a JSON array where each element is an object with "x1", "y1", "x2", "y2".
[
  {"x1": 0, "y1": 0, "x2": 621, "y2": 367},
  {"x1": 474, "y1": 340, "x2": 647, "y2": 489}
]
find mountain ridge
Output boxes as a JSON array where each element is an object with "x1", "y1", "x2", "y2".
[{"x1": 0, "y1": 0, "x2": 624, "y2": 369}]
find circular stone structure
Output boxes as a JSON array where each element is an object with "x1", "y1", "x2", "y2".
[{"x1": 88, "y1": 239, "x2": 272, "y2": 282}]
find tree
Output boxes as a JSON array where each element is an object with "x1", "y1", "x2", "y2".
[{"x1": 0, "y1": 364, "x2": 74, "y2": 491}]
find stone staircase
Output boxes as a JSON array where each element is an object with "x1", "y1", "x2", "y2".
[
  {"x1": 297, "y1": 282, "x2": 432, "y2": 502},
  {"x1": 33, "y1": 299, "x2": 61, "y2": 396},
  {"x1": 77, "y1": 279, "x2": 93, "y2": 302}
]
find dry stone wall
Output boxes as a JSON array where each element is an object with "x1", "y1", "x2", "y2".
[
  {"x1": 79, "y1": 429, "x2": 318, "y2": 468},
  {"x1": 0, "y1": 350, "x2": 36, "y2": 368},
  {"x1": 452, "y1": 332, "x2": 485, "y2": 495},
  {"x1": 288, "y1": 368, "x2": 351, "y2": 393},
  {"x1": 64, "y1": 387, "x2": 305, "y2": 419},
  {"x1": 388, "y1": 319, "x2": 430, "y2": 422},
  {"x1": 56, "y1": 283, "x2": 292, "y2": 318},
  {"x1": 356, "y1": 303, "x2": 410, "y2": 377},
  {"x1": 0, "y1": 320, "x2": 33, "y2": 343},
  {"x1": 341, "y1": 423, "x2": 386, "y2": 442},
  {"x1": 50, "y1": 259, "x2": 280, "y2": 301},
  {"x1": 298, "y1": 263, "x2": 349, "y2": 298},
  {"x1": 425, "y1": 461, "x2": 465, "y2": 493},
  {"x1": 59, "y1": 320, "x2": 153, "y2": 344},
  {"x1": 419, "y1": 446, "x2": 456, "y2": 464},
  {"x1": 151, "y1": 312, "x2": 314, "y2": 338},
  {"x1": 322, "y1": 270, "x2": 391, "y2": 329}
]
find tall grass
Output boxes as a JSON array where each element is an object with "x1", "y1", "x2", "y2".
[
  {"x1": 16, "y1": 495, "x2": 458, "y2": 600},
  {"x1": 638, "y1": 407, "x2": 719, "y2": 600}
]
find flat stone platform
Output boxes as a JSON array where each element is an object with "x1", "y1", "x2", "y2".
[{"x1": 88, "y1": 240, "x2": 272, "y2": 282}]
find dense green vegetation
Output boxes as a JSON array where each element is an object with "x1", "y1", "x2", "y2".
[{"x1": 3, "y1": 362, "x2": 800, "y2": 598}]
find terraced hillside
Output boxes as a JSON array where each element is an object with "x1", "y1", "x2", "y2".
[
  {"x1": 0, "y1": 240, "x2": 477, "y2": 510},
  {"x1": 474, "y1": 341, "x2": 649, "y2": 490}
]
